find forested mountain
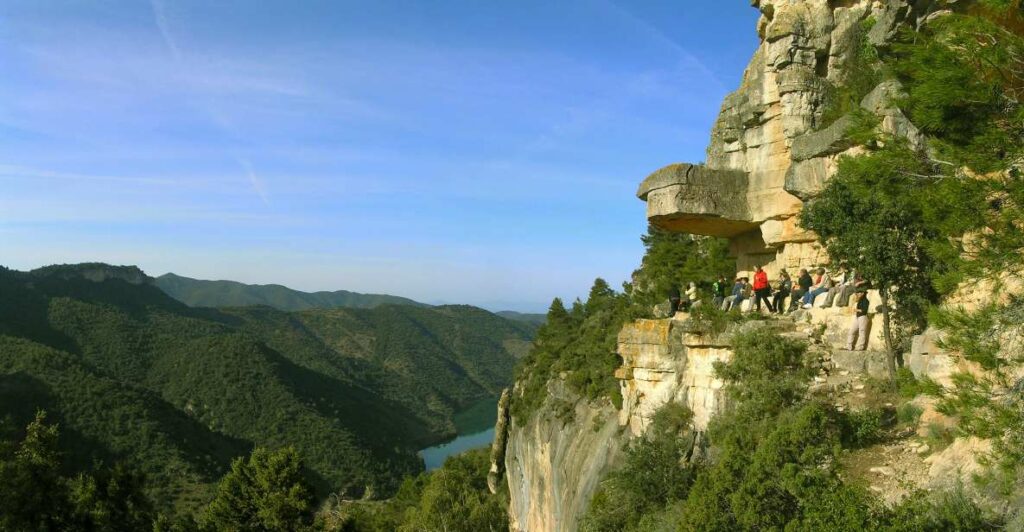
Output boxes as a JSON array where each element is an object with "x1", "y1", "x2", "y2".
[
  {"x1": 495, "y1": 310, "x2": 547, "y2": 326},
  {"x1": 0, "y1": 264, "x2": 533, "y2": 515},
  {"x1": 155, "y1": 272, "x2": 427, "y2": 311}
]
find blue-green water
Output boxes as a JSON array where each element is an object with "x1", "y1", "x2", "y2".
[
  {"x1": 420, "y1": 396, "x2": 500, "y2": 471},
  {"x1": 420, "y1": 427, "x2": 495, "y2": 471}
]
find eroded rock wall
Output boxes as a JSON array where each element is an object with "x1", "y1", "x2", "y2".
[
  {"x1": 616, "y1": 318, "x2": 733, "y2": 434},
  {"x1": 504, "y1": 380, "x2": 626, "y2": 532},
  {"x1": 639, "y1": 0, "x2": 944, "y2": 277}
]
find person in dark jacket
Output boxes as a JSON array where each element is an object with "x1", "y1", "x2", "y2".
[
  {"x1": 668, "y1": 285, "x2": 681, "y2": 314},
  {"x1": 721, "y1": 278, "x2": 747, "y2": 311},
  {"x1": 789, "y1": 269, "x2": 812, "y2": 312},
  {"x1": 752, "y1": 266, "x2": 774, "y2": 313},
  {"x1": 846, "y1": 289, "x2": 871, "y2": 350},
  {"x1": 772, "y1": 269, "x2": 792, "y2": 314}
]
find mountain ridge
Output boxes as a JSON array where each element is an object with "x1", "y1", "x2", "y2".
[
  {"x1": 155, "y1": 272, "x2": 428, "y2": 311},
  {"x1": 0, "y1": 263, "x2": 535, "y2": 514}
]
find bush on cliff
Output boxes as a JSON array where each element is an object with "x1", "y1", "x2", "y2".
[
  {"x1": 581, "y1": 328, "x2": 999, "y2": 530},
  {"x1": 582, "y1": 404, "x2": 698, "y2": 532}
]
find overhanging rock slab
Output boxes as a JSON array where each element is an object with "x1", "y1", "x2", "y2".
[{"x1": 638, "y1": 163, "x2": 755, "y2": 238}]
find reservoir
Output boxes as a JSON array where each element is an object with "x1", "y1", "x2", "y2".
[
  {"x1": 419, "y1": 395, "x2": 499, "y2": 471},
  {"x1": 420, "y1": 427, "x2": 496, "y2": 471}
]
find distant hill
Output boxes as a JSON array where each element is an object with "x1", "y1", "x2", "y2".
[
  {"x1": 155, "y1": 272, "x2": 427, "y2": 311},
  {"x1": 495, "y1": 310, "x2": 547, "y2": 326},
  {"x1": 0, "y1": 264, "x2": 533, "y2": 514}
]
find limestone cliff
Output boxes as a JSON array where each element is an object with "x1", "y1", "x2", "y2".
[
  {"x1": 499, "y1": 2, "x2": 994, "y2": 530},
  {"x1": 639, "y1": 0, "x2": 942, "y2": 276},
  {"x1": 504, "y1": 380, "x2": 625, "y2": 532}
]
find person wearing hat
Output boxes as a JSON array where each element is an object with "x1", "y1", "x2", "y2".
[{"x1": 846, "y1": 288, "x2": 871, "y2": 351}]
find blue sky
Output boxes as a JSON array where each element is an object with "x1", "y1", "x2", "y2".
[{"x1": 0, "y1": 1, "x2": 759, "y2": 312}]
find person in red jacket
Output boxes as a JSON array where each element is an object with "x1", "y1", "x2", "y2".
[{"x1": 752, "y1": 265, "x2": 774, "y2": 313}]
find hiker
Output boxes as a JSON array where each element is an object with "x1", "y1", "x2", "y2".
[
  {"x1": 668, "y1": 284, "x2": 681, "y2": 314},
  {"x1": 721, "y1": 277, "x2": 748, "y2": 311},
  {"x1": 846, "y1": 288, "x2": 871, "y2": 351},
  {"x1": 772, "y1": 269, "x2": 792, "y2": 314},
  {"x1": 789, "y1": 269, "x2": 813, "y2": 312},
  {"x1": 752, "y1": 266, "x2": 774, "y2": 313},
  {"x1": 837, "y1": 272, "x2": 867, "y2": 307},
  {"x1": 683, "y1": 281, "x2": 700, "y2": 310},
  {"x1": 712, "y1": 275, "x2": 728, "y2": 308},
  {"x1": 801, "y1": 267, "x2": 830, "y2": 309},
  {"x1": 819, "y1": 265, "x2": 850, "y2": 308}
]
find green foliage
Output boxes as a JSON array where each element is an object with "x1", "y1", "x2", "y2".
[
  {"x1": 0, "y1": 265, "x2": 533, "y2": 515},
  {"x1": 632, "y1": 226, "x2": 734, "y2": 308},
  {"x1": 885, "y1": 489, "x2": 1002, "y2": 531},
  {"x1": 511, "y1": 282, "x2": 639, "y2": 422},
  {"x1": 203, "y1": 447, "x2": 315, "y2": 532},
  {"x1": 801, "y1": 142, "x2": 985, "y2": 326},
  {"x1": 841, "y1": 407, "x2": 890, "y2": 447},
  {"x1": 68, "y1": 463, "x2": 155, "y2": 531},
  {"x1": 396, "y1": 449, "x2": 507, "y2": 532},
  {"x1": 678, "y1": 303, "x2": 768, "y2": 336},
  {"x1": 680, "y1": 330, "x2": 881, "y2": 530},
  {"x1": 581, "y1": 404, "x2": 698, "y2": 532},
  {"x1": 0, "y1": 411, "x2": 157, "y2": 531},
  {"x1": 930, "y1": 301, "x2": 1023, "y2": 370},
  {"x1": 891, "y1": 11, "x2": 1024, "y2": 173},
  {"x1": 579, "y1": 327, "x2": 998, "y2": 530},
  {"x1": 896, "y1": 367, "x2": 945, "y2": 398},
  {"x1": 333, "y1": 449, "x2": 507, "y2": 532},
  {"x1": 897, "y1": 402, "x2": 924, "y2": 426}
]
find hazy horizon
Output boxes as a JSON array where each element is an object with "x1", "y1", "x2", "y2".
[{"x1": 1, "y1": 1, "x2": 760, "y2": 312}]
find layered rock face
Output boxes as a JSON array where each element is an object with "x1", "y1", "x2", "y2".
[
  {"x1": 504, "y1": 381, "x2": 625, "y2": 532},
  {"x1": 616, "y1": 318, "x2": 733, "y2": 434},
  {"x1": 639, "y1": 0, "x2": 938, "y2": 276}
]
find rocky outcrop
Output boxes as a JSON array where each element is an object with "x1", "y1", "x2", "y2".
[
  {"x1": 29, "y1": 263, "x2": 153, "y2": 285},
  {"x1": 487, "y1": 388, "x2": 511, "y2": 494},
  {"x1": 505, "y1": 381, "x2": 625, "y2": 532},
  {"x1": 616, "y1": 318, "x2": 734, "y2": 434},
  {"x1": 638, "y1": 0, "x2": 950, "y2": 278},
  {"x1": 504, "y1": 317, "x2": 794, "y2": 532}
]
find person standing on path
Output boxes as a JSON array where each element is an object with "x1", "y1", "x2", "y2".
[
  {"x1": 752, "y1": 266, "x2": 774, "y2": 313},
  {"x1": 772, "y1": 269, "x2": 792, "y2": 314},
  {"x1": 846, "y1": 289, "x2": 871, "y2": 351}
]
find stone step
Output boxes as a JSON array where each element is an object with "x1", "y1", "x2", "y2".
[{"x1": 830, "y1": 349, "x2": 890, "y2": 379}]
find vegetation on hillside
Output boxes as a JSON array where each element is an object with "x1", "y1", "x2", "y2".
[
  {"x1": 0, "y1": 264, "x2": 532, "y2": 518},
  {"x1": 801, "y1": 2, "x2": 1024, "y2": 523},
  {"x1": 580, "y1": 328, "x2": 1002, "y2": 531},
  {"x1": 319, "y1": 448, "x2": 507, "y2": 532}
]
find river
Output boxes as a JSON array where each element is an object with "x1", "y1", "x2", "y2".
[{"x1": 419, "y1": 396, "x2": 499, "y2": 471}]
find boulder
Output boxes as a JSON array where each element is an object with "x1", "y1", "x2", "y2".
[
  {"x1": 791, "y1": 114, "x2": 855, "y2": 161},
  {"x1": 832, "y1": 349, "x2": 890, "y2": 379}
]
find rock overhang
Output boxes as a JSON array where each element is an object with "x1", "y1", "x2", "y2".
[{"x1": 637, "y1": 163, "x2": 759, "y2": 238}]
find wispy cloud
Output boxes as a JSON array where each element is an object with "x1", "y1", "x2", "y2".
[
  {"x1": 235, "y1": 157, "x2": 270, "y2": 206},
  {"x1": 149, "y1": 0, "x2": 181, "y2": 62},
  {"x1": 0, "y1": 164, "x2": 180, "y2": 186}
]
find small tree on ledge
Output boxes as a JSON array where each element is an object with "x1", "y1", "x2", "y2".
[{"x1": 799, "y1": 143, "x2": 980, "y2": 383}]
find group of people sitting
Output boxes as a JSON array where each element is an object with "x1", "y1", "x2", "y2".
[
  {"x1": 669, "y1": 264, "x2": 874, "y2": 351},
  {"x1": 711, "y1": 264, "x2": 869, "y2": 314}
]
